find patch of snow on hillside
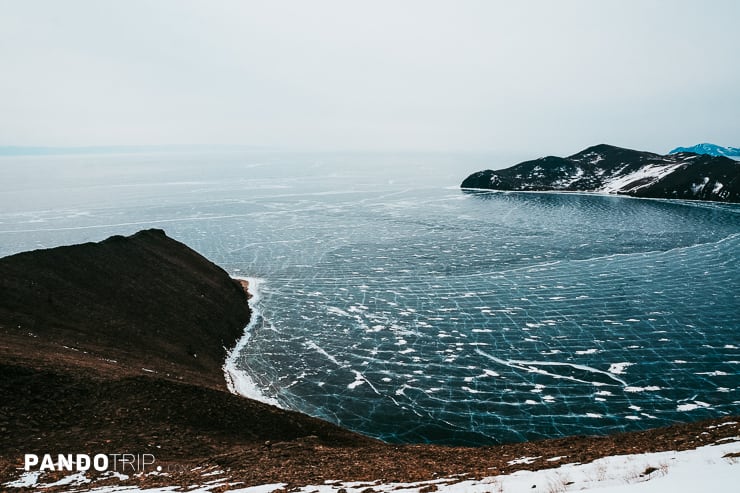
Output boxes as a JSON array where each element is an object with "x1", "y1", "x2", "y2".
[
  {"x1": 690, "y1": 177, "x2": 710, "y2": 195},
  {"x1": 553, "y1": 167, "x2": 585, "y2": 187},
  {"x1": 4, "y1": 471, "x2": 40, "y2": 488},
  {"x1": 572, "y1": 151, "x2": 604, "y2": 165},
  {"x1": 600, "y1": 162, "x2": 684, "y2": 194},
  {"x1": 590, "y1": 154, "x2": 605, "y2": 165}
]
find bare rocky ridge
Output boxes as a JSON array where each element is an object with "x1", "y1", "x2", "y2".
[
  {"x1": 461, "y1": 144, "x2": 740, "y2": 202},
  {"x1": 0, "y1": 228, "x2": 251, "y2": 390},
  {"x1": 0, "y1": 230, "x2": 737, "y2": 490}
]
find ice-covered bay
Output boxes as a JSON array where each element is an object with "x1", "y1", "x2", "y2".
[{"x1": 1, "y1": 151, "x2": 738, "y2": 444}]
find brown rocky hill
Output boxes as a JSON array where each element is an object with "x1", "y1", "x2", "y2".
[{"x1": 0, "y1": 229, "x2": 250, "y2": 388}]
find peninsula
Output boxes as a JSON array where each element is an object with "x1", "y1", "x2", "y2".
[{"x1": 461, "y1": 144, "x2": 740, "y2": 203}]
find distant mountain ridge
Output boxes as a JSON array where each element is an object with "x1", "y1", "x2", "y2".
[
  {"x1": 461, "y1": 144, "x2": 740, "y2": 203},
  {"x1": 669, "y1": 143, "x2": 740, "y2": 160}
]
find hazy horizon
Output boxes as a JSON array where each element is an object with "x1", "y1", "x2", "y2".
[
  {"x1": 0, "y1": 140, "x2": 736, "y2": 157},
  {"x1": 2, "y1": 0, "x2": 739, "y2": 156}
]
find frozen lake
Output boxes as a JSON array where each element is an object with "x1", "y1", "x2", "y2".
[{"x1": 1, "y1": 150, "x2": 738, "y2": 445}]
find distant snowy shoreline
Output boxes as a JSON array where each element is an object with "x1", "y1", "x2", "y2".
[{"x1": 460, "y1": 185, "x2": 740, "y2": 206}]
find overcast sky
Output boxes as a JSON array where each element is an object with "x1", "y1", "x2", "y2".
[{"x1": 1, "y1": 0, "x2": 738, "y2": 155}]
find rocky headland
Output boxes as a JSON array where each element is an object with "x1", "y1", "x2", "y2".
[{"x1": 461, "y1": 144, "x2": 740, "y2": 203}]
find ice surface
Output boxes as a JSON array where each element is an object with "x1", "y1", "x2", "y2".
[{"x1": 2, "y1": 152, "x2": 739, "y2": 445}]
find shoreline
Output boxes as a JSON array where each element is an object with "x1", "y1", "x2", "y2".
[
  {"x1": 224, "y1": 276, "x2": 282, "y2": 408},
  {"x1": 460, "y1": 186, "x2": 740, "y2": 206}
]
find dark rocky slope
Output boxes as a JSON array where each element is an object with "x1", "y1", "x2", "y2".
[
  {"x1": 462, "y1": 144, "x2": 740, "y2": 202},
  {"x1": 0, "y1": 228, "x2": 250, "y2": 389}
]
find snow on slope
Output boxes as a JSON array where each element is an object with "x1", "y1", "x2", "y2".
[
  {"x1": 9, "y1": 440, "x2": 738, "y2": 492},
  {"x1": 599, "y1": 161, "x2": 687, "y2": 194},
  {"x1": 462, "y1": 144, "x2": 740, "y2": 202}
]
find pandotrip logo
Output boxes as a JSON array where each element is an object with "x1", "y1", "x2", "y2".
[{"x1": 24, "y1": 453, "x2": 160, "y2": 473}]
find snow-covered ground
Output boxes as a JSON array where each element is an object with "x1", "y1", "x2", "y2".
[{"x1": 6, "y1": 440, "x2": 738, "y2": 492}]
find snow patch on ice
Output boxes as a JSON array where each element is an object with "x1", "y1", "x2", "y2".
[
  {"x1": 576, "y1": 348, "x2": 600, "y2": 355},
  {"x1": 677, "y1": 401, "x2": 711, "y2": 412},
  {"x1": 625, "y1": 386, "x2": 662, "y2": 393},
  {"x1": 609, "y1": 362, "x2": 634, "y2": 375},
  {"x1": 327, "y1": 306, "x2": 352, "y2": 317}
]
